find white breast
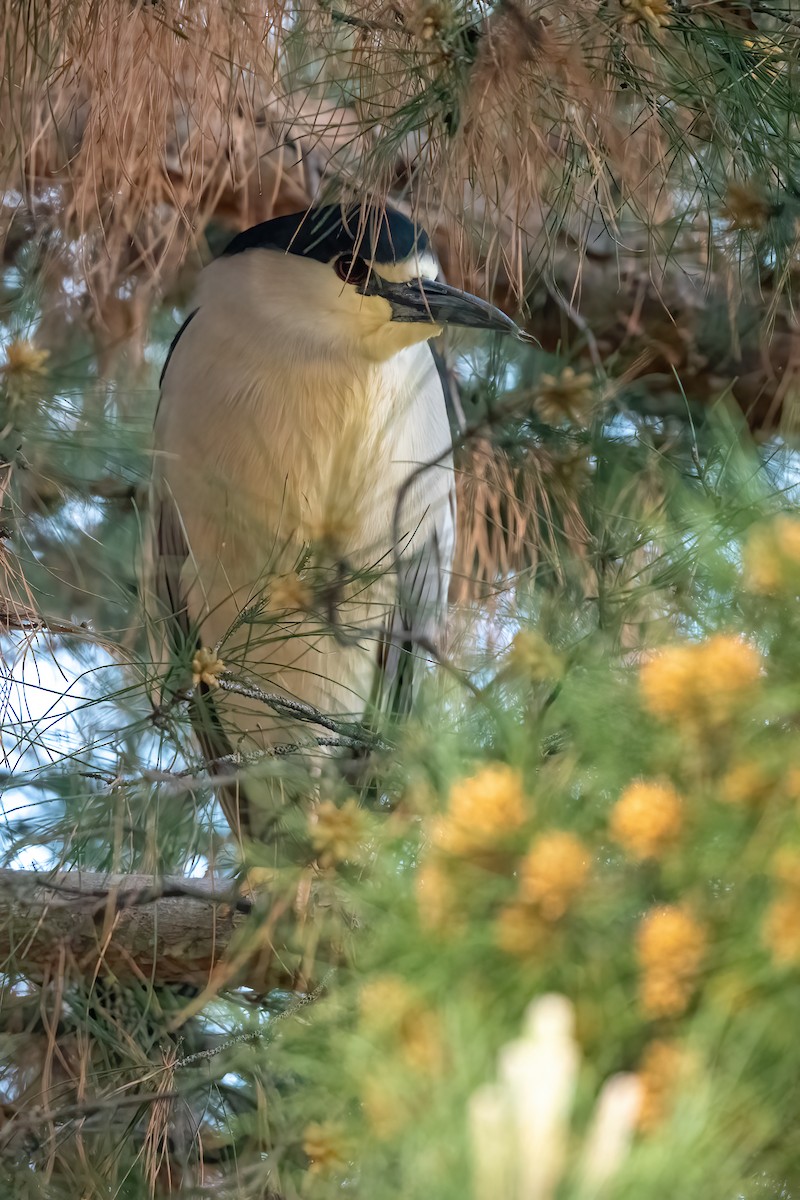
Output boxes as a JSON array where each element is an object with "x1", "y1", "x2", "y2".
[{"x1": 153, "y1": 253, "x2": 455, "y2": 752}]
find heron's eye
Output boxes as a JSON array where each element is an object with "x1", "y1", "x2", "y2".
[{"x1": 334, "y1": 254, "x2": 370, "y2": 286}]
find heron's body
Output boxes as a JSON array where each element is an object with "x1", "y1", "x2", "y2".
[
  {"x1": 150, "y1": 205, "x2": 520, "y2": 837},
  {"x1": 154, "y1": 250, "x2": 454, "y2": 745}
]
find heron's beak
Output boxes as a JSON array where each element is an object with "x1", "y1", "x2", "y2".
[{"x1": 367, "y1": 275, "x2": 529, "y2": 340}]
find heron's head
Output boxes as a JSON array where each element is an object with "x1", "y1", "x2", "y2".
[{"x1": 221, "y1": 204, "x2": 525, "y2": 361}]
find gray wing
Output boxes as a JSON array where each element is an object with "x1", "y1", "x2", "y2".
[
  {"x1": 374, "y1": 345, "x2": 458, "y2": 718},
  {"x1": 153, "y1": 492, "x2": 193, "y2": 659},
  {"x1": 375, "y1": 463, "x2": 456, "y2": 719},
  {"x1": 151, "y1": 424, "x2": 249, "y2": 839},
  {"x1": 152, "y1": 308, "x2": 200, "y2": 657},
  {"x1": 431, "y1": 344, "x2": 466, "y2": 441}
]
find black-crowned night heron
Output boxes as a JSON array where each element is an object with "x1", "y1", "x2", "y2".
[{"x1": 150, "y1": 203, "x2": 523, "y2": 838}]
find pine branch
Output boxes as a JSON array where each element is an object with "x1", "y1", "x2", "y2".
[
  {"x1": 0, "y1": 869, "x2": 282, "y2": 990},
  {"x1": 217, "y1": 676, "x2": 392, "y2": 749},
  {"x1": 0, "y1": 600, "x2": 97, "y2": 637}
]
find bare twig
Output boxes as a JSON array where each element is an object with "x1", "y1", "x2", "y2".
[
  {"x1": 217, "y1": 677, "x2": 391, "y2": 750},
  {"x1": 174, "y1": 967, "x2": 334, "y2": 1068},
  {"x1": 0, "y1": 602, "x2": 97, "y2": 637}
]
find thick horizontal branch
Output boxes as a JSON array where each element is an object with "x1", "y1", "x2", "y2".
[{"x1": 0, "y1": 869, "x2": 276, "y2": 990}]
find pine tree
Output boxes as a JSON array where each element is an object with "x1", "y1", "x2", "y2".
[{"x1": 3, "y1": 2, "x2": 800, "y2": 1196}]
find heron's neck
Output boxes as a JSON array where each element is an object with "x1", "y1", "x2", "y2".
[{"x1": 197, "y1": 251, "x2": 437, "y2": 366}]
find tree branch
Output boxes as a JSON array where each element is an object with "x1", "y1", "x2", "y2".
[
  {"x1": 0, "y1": 869, "x2": 281, "y2": 990},
  {"x1": 217, "y1": 676, "x2": 391, "y2": 749}
]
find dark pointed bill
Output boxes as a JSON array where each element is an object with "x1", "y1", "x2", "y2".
[{"x1": 364, "y1": 275, "x2": 532, "y2": 341}]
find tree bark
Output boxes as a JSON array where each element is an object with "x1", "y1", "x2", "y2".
[{"x1": 0, "y1": 869, "x2": 273, "y2": 989}]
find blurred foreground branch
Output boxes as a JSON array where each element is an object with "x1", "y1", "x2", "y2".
[
  {"x1": 0, "y1": 599, "x2": 97, "y2": 638},
  {"x1": 0, "y1": 869, "x2": 270, "y2": 989}
]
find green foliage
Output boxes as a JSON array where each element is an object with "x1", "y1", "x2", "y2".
[
  {"x1": 4, "y1": 291, "x2": 800, "y2": 1195},
  {"x1": 6, "y1": 1, "x2": 800, "y2": 1197}
]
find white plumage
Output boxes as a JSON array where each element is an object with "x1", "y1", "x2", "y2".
[
  {"x1": 151, "y1": 231, "x2": 455, "y2": 833},
  {"x1": 150, "y1": 204, "x2": 522, "y2": 837}
]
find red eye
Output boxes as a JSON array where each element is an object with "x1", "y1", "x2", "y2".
[{"x1": 334, "y1": 254, "x2": 370, "y2": 286}]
